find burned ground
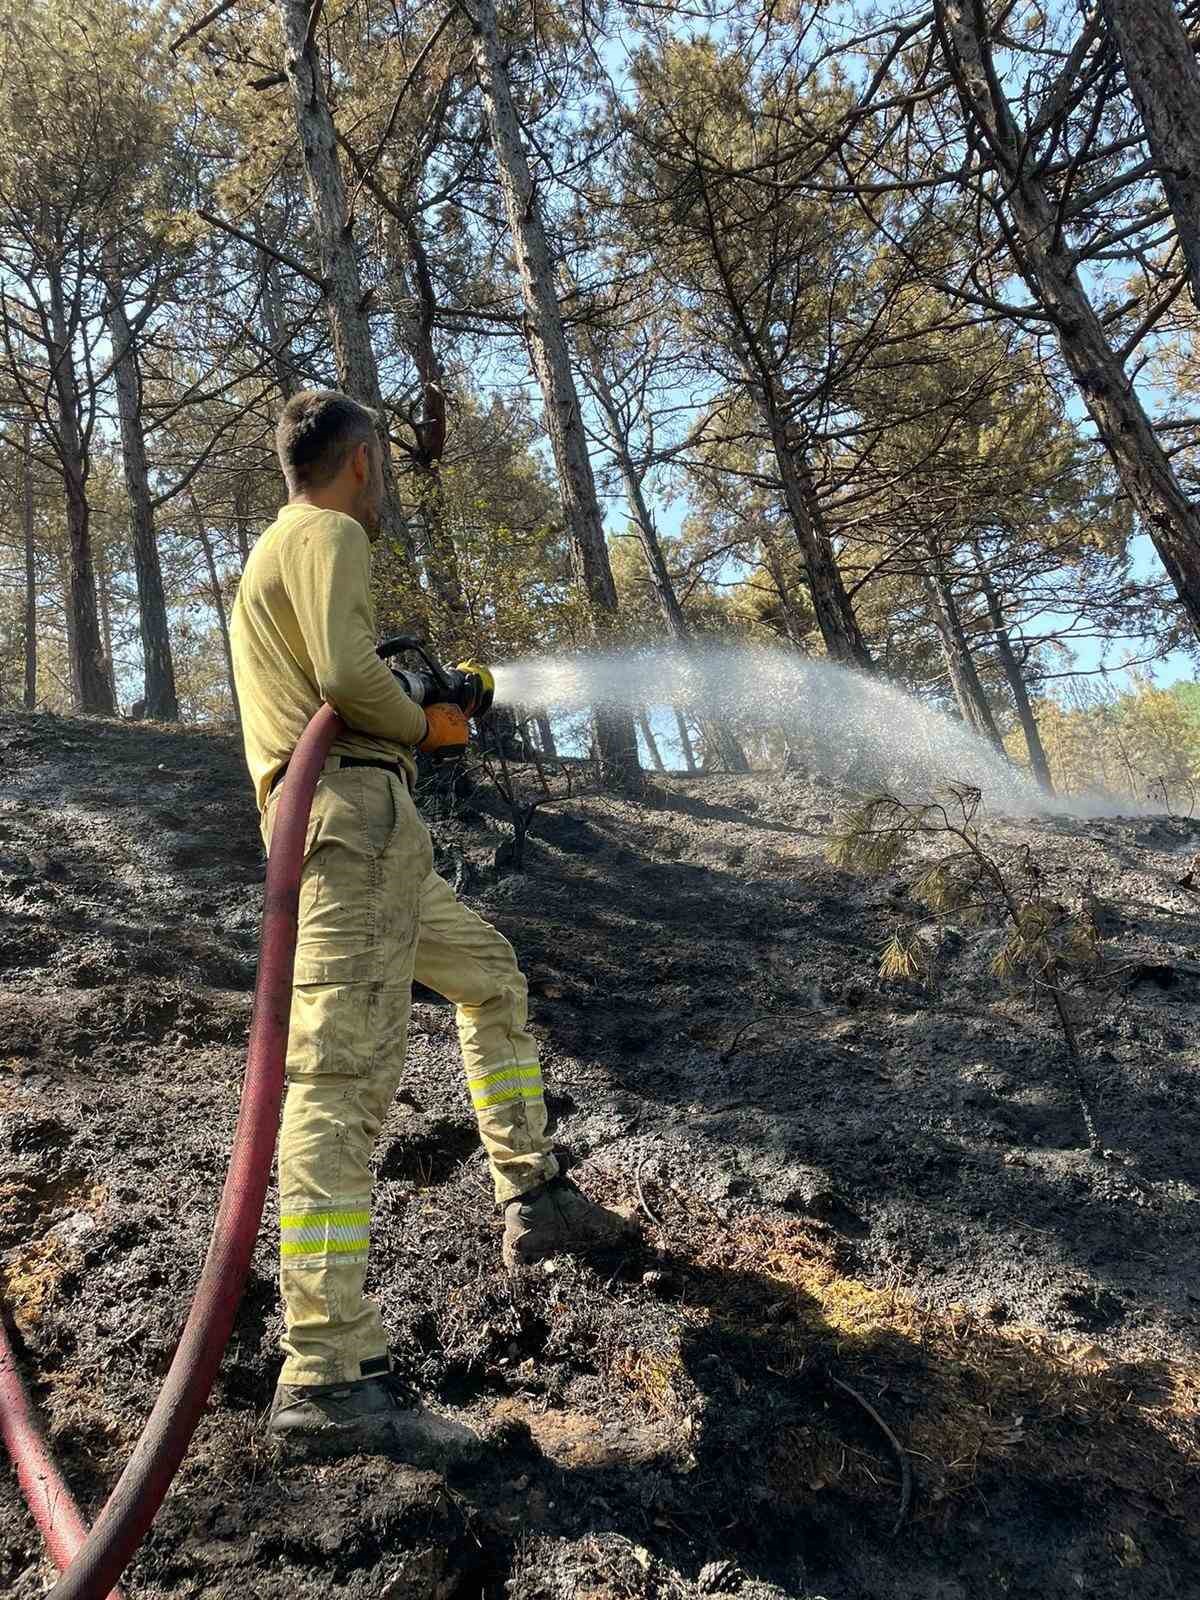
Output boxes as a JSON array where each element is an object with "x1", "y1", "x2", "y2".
[{"x1": 1, "y1": 710, "x2": 1197, "y2": 1599}]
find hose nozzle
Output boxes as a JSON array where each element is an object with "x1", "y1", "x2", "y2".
[{"x1": 455, "y1": 659, "x2": 495, "y2": 719}]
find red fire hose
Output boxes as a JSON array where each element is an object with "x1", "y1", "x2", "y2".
[
  {"x1": 0, "y1": 705, "x2": 343, "y2": 1600},
  {"x1": 0, "y1": 1325, "x2": 122, "y2": 1600}
]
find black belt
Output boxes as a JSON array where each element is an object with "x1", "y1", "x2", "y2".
[{"x1": 269, "y1": 755, "x2": 407, "y2": 796}]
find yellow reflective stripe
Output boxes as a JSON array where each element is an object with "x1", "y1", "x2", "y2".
[
  {"x1": 468, "y1": 1064, "x2": 544, "y2": 1110},
  {"x1": 280, "y1": 1210, "x2": 370, "y2": 1231},
  {"x1": 280, "y1": 1207, "x2": 370, "y2": 1259},
  {"x1": 467, "y1": 1062, "x2": 541, "y2": 1093},
  {"x1": 282, "y1": 1224, "x2": 369, "y2": 1244},
  {"x1": 281, "y1": 1236, "x2": 369, "y2": 1258},
  {"x1": 472, "y1": 1082, "x2": 545, "y2": 1110}
]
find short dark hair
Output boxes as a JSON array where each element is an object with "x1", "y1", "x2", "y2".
[{"x1": 275, "y1": 389, "x2": 377, "y2": 491}]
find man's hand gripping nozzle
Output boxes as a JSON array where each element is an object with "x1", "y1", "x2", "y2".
[{"x1": 376, "y1": 636, "x2": 496, "y2": 758}]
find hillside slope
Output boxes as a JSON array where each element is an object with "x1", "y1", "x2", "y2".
[{"x1": 1, "y1": 711, "x2": 1197, "y2": 1599}]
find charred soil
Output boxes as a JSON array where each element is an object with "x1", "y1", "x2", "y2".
[{"x1": 0, "y1": 711, "x2": 1197, "y2": 1599}]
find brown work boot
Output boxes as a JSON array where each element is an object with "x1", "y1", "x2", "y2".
[
  {"x1": 502, "y1": 1174, "x2": 638, "y2": 1269},
  {"x1": 267, "y1": 1373, "x2": 479, "y2": 1466}
]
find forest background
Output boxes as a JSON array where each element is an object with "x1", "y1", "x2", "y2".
[{"x1": 5, "y1": 0, "x2": 1200, "y2": 803}]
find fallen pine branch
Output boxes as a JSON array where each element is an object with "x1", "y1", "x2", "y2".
[
  {"x1": 635, "y1": 1152, "x2": 664, "y2": 1231},
  {"x1": 828, "y1": 1374, "x2": 914, "y2": 1536},
  {"x1": 719, "y1": 1008, "x2": 819, "y2": 1063}
]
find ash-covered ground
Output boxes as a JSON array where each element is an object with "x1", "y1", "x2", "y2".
[{"x1": 1, "y1": 710, "x2": 1197, "y2": 1599}]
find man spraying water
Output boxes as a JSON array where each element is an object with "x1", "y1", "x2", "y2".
[{"x1": 230, "y1": 389, "x2": 634, "y2": 1461}]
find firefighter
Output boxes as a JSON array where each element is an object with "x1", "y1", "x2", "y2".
[{"x1": 230, "y1": 389, "x2": 633, "y2": 1460}]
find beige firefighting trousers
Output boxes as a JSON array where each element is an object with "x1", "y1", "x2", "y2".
[{"x1": 262, "y1": 759, "x2": 558, "y2": 1385}]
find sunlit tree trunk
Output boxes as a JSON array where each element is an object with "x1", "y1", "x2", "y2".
[
  {"x1": 279, "y1": 0, "x2": 414, "y2": 568},
  {"x1": 674, "y1": 709, "x2": 698, "y2": 773},
  {"x1": 638, "y1": 708, "x2": 666, "y2": 772},
  {"x1": 534, "y1": 709, "x2": 556, "y2": 757},
  {"x1": 974, "y1": 551, "x2": 1054, "y2": 794},
  {"x1": 923, "y1": 562, "x2": 1005, "y2": 754},
  {"x1": 47, "y1": 262, "x2": 113, "y2": 713},
  {"x1": 256, "y1": 221, "x2": 302, "y2": 399},
  {"x1": 674, "y1": 710, "x2": 699, "y2": 773},
  {"x1": 22, "y1": 419, "x2": 35, "y2": 710},
  {"x1": 95, "y1": 545, "x2": 114, "y2": 690},
  {"x1": 191, "y1": 493, "x2": 240, "y2": 725},
  {"x1": 393, "y1": 217, "x2": 464, "y2": 624},
  {"x1": 1100, "y1": 0, "x2": 1200, "y2": 311},
  {"x1": 763, "y1": 406, "x2": 873, "y2": 670},
  {"x1": 470, "y1": 0, "x2": 639, "y2": 786},
  {"x1": 940, "y1": 1, "x2": 1200, "y2": 640},
  {"x1": 106, "y1": 271, "x2": 178, "y2": 720},
  {"x1": 585, "y1": 349, "x2": 750, "y2": 772}
]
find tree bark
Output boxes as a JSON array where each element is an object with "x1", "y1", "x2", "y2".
[
  {"x1": 470, "y1": 0, "x2": 639, "y2": 786},
  {"x1": 394, "y1": 215, "x2": 464, "y2": 623},
  {"x1": 701, "y1": 717, "x2": 750, "y2": 772},
  {"x1": 279, "y1": 0, "x2": 414, "y2": 567},
  {"x1": 685, "y1": 160, "x2": 872, "y2": 669},
  {"x1": 534, "y1": 708, "x2": 556, "y2": 757},
  {"x1": 192, "y1": 493, "x2": 241, "y2": 725},
  {"x1": 257, "y1": 221, "x2": 303, "y2": 399},
  {"x1": 1100, "y1": 0, "x2": 1200, "y2": 311},
  {"x1": 234, "y1": 478, "x2": 253, "y2": 569},
  {"x1": 923, "y1": 561, "x2": 1006, "y2": 754},
  {"x1": 759, "y1": 530, "x2": 810, "y2": 649},
  {"x1": 96, "y1": 545, "x2": 114, "y2": 687},
  {"x1": 57, "y1": 550, "x2": 78, "y2": 699},
  {"x1": 47, "y1": 263, "x2": 114, "y2": 713},
  {"x1": 974, "y1": 552, "x2": 1055, "y2": 794},
  {"x1": 762, "y1": 403, "x2": 874, "y2": 670},
  {"x1": 412, "y1": 464, "x2": 463, "y2": 629},
  {"x1": 589, "y1": 373, "x2": 691, "y2": 639},
  {"x1": 637, "y1": 707, "x2": 667, "y2": 772},
  {"x1": 585, "y1": 350, "x2": 750, "y2": 771},
  {"x1": 674, "y1": 708, "x2": 698, "y2": 773},
  {"x1": 939, "y1": 1, "x2": 1200, "y2": 641},
  {"x1": 22, "y1": 419, "x2": 35, "y2": 710},
  {"x1": 106, "y1": 273, "x2": 179, "y2": 720}
]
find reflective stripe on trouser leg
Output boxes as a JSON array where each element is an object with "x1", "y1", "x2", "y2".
[
  {"x1": 467, "y1": 1062, "x2": 543, "y2": 1111},
  {"x1": 280, "y1": 1208, "x2": 371, "y2": 1257},
  {"x1": 413, "y1": 871, "x2": 558, "y2": 1204},
  {"x1": 264, "y1": 767, "x2": 432, "y2": 1385}
]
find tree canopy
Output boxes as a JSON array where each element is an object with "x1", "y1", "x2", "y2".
[{"x1": 2, "y1": 0, "x2": 1200, "y2": 791}]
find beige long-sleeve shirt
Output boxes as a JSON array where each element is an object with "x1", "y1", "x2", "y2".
[{"x1": 230, "y1": 503, "x2": 426, "y2": 811}]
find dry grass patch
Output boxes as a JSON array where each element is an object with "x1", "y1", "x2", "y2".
[
  {"x1": 608, "y1": 1196, "x2": 1199, "y2": 1533},
  {"x1": 1, "y1": 1182, "x2": 107, "y2": 1330},
  {"x1": 2, "y1": 1234, "x2": 75, "y2": 1331}
]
